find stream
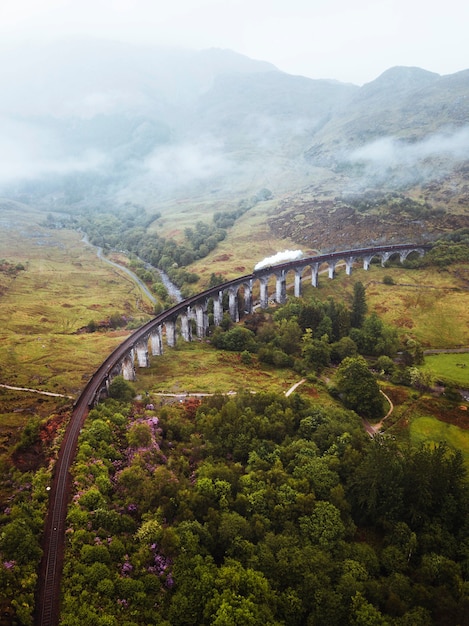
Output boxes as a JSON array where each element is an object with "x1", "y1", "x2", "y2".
[
  {"x1": 82, "y1": 234, "x2": 183, "y2": 305},
  {"x1": 151, "y1": 267, "x2": 183, "y2": 303}
]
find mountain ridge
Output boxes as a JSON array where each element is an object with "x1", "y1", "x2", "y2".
[{"x1": 0, "y1": 39, "x2": 467, "y2": 214}]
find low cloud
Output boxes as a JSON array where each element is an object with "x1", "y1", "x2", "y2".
[
  {"x1": 63, "y1": 90, "x2": 151, "y2": 119},
  {"x1": 349, "y1": 126, "x2": 469, "y2": 167},
  {"x1": 0, "y1": 116, "x2": 107, "y2": 184},
  {"x1": 143, "y1": 139, "x2": 230, "y2": 186}
]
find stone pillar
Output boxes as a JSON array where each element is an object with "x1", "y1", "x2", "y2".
[
  {"x1": 165, "y1": 319, "x2": 177, "y2": 348},
  {"x1": 150, "y1": 326, "x2": 163, "y2": 355},
  {"x1": 121, "y1": 351, "x2": 136, "y2": 381},
  {"x1": 213, "y1": 292, "x2": 223, "y2": 326},
  {"x1": 381, "y1": 252, "x2": 391, "y2": 266},
  {"x1": 311, "y1": 263, "x2": 319, "y2": 287},
  {"x1": 259, "y1": 278, "x2": 269, "y2": 309},
  {"x1": 363, "y1": 256, "x2": 372, "y2": 271},
  {"x1": 243, "y1": 281, "x2": 253, "y2": 315},
  {"x1": 228, "y1": 288, "x2": 239, "y2": 322},
  {"x1": 136, "y1": 340, "x2": 150, "y2": 367},
  {"x1": 180, "y1": 310, "x2": 192, "y2": 342},
  {"x1": 275, "y1": 271, "x2": 287, "y2": 304},
  {"x1": 345, "y1": 257, "x2": 354, "y2": 276},
  {"x1": 294, "y1": 270, "x2": 302, "y2": 297},
  {"x1": 195, "y1": 304, "x2": 207, "y2": 338},
  {"x1": 328, "y1": 261, "x2": 337, "y2": 279},
  {"x1": 96, "y1": 382, "x2": 108, "y2": 405}
]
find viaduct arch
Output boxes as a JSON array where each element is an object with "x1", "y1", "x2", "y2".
[{"x1": 35, "y1": 242, "x2": 430, "y2": 625}]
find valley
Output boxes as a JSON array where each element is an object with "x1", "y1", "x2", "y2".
[{"x1": 0, "y1": 40, "x2": 469, "y2": 625}]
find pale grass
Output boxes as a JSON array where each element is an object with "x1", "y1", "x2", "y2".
[
  {"x1": 0, "y1": 208, "x2": 151, "y2": 396},
  {"x1": 133, "y1": 340, "x2": 304, "y2": 396}
]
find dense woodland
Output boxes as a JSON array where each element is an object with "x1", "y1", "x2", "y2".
[{"x1": 58, "y1": 387, "x2": 469, "y2": 625}]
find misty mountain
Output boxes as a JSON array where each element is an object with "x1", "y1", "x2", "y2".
[
  {"x1": 0, "y1": 39, "x2": 468, "y2": 212},
  {"x1": 306, "y1": 67, "x2": 469, "y2": 168}
]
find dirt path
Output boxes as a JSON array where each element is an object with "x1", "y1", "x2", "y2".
[
  {"x1": 285, "y1": 378, "x2": 306, "y2": 396},
  {"x1": 362, "y1": 389, "x2": 394, "y2": 437},
  {"x1": 0, "y1": 383, "x2": 73, "y2": 399},
  {"x1": 152, "y1": 379, "x2": 307, "y2": 401},
  {"x1": 81, "y1": 235, "x2": 157, "y2": 305}
]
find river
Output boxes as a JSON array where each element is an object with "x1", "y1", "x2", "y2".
[{"x1": 82, "y1": 235, "x2": 183, "y2": 305}]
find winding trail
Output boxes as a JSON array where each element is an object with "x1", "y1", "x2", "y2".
[
  {"x1": 285, "y1": 378, "x2": 306, "y2": 397},
  {"x1": 95, "y1": 246, "x2": 157, "y2": 305},
  {"x1": 152, "y1": 378, "x2": 307, "y2": 401},
  {"x1": 81, "y1": 235, "x2": 157, "y2": 305},
  {"x1": 362, "y1": 389, "x2": 395, "y2": 437},
  {"x1": 0, "y1": 383, "x2": 73, "y2": 399}
]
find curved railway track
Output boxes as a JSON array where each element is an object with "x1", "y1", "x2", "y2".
[
  {"x1": 34, "y1": 244, "x2": 429, "y2": 625},
  {"x1": 34, "y1": 276, "x2": 256, "y2": 625}
]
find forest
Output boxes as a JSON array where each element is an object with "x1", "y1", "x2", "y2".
[{"x1": 56, "y1": 387, "x2": 469, "y2": 625}]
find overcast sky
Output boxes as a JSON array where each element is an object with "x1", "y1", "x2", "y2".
[{"x1": 0, "y1": 0, "x2": 467, "y2": 85}]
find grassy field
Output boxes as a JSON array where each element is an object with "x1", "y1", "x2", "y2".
[
  {"x1": 132, "y1": 339, "x2": 317, "y2": 398},
  {"x1": 190, "y1": 201, "x2": 310, "y2": 284},
  {"x1": 420, "y1": 353, "x2": 469, "y2": 387},
  {"x1": 0, "y1": 206, "x2": 154, "y2": 394},
  {"x1": 189, "y1": 214, "x2": 469, "y2": 349},
  {"x1": 0, "y1": 204, "x2": 154, "y2": 455},
  {"x1": 410, "y1": 415, "x2": 469, "y2": 466},
  {"x1": 294, "y1": 261, "x2": 469, "y2": 349}
]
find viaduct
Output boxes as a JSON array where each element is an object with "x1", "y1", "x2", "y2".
[
  {"x1": 98, "y1": 243, "x2": 430, "y2": 391},
  {"x1": 35, "y1": 242, "x2": 430, "y2": 625}
]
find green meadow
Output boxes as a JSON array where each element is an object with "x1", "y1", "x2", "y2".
[
  {"x1": 420, "y1": 352, "x2": 469, "y2": 387},
  {"x1": 410, "y1": 415, "x2": 469, "y2": 466},
  {"x1": 302, "y1": 262, "x2": 469, "y2": 349},
  {"x1": 0, "y1": 205, "x2": 153, "y2": 455},
  {"x1": 0, "y1": 207, "x2": 152, "y2": 395}
]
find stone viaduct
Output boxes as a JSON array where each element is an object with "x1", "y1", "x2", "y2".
[{"x1": 98, "y1": 243, "x2": 430, "y2": 399}]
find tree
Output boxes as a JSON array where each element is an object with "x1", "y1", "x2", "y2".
[
  {"x1": 350, "y1": 591, "x2": 389, "y2": 625},
  {"x1": 0, "y1": 520, "x2": 42, "y2": 565},
  {"x1": 107, "y1": 375, "x2": 134, "y2": 402},
  {"x1": 275, "y1": 318, "x2": 302, "y2": 355},
  {"x1": 301, "y1": 329, "x2": 331, "y2": 372},
  {"x1": 330, "y1": 336, "x2": 358, "y2": 363},
  {"x1": 401, "y1": 338, "x2": 424, "y2": 366},
  {"x1": 409, "y1": 367, "x2": 434, "y2": 392},
  {"x1": 359, "y1": 313, "x2": 398, "y2": 357},
  {"x1": 351, "y1": 281, "x2": 367, "y2": 328},
  {"x1": 336, "y1": 356, "x2": 385, "y2": 420},
  {"x1": 376, "y1": 355, "x2": 395, "y2": 376},
  {"x1": 127, "y1": 422, "x2": 152, "y2": 448},
  {"x1": 212, "y1": 326, "x2": 256, "y2": 352},
  {"x1": 299, "y1": 501, "x2": 345, "y2": 549},
  {"x1": 204, "y1": 560, "x2": 278, "y2": 626}
]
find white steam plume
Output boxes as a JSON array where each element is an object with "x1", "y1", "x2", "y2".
[{"x1": 254, "y1": 249, "x2": 304, "y2": 271}]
